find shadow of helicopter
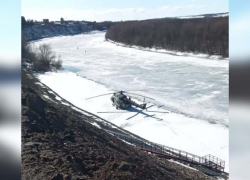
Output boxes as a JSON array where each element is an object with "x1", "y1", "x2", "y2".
[{"x1": 98, "y1": 105, "x2": 168, "y2": 121}]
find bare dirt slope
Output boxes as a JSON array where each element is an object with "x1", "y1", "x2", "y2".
[{"x1": 22, "y1": 69, "x2": 215, "y2": 180}]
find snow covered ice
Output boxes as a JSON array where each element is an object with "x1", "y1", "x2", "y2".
[{"x1": 33, "y1": 32, "x2": 229, "y2": 171}]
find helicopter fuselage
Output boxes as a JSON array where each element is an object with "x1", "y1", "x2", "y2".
[
  {"x1": 111, "y1": 92, "x2": 146, "y2": 110},
  {"x1": 85, "y1": 90, "x2": 150, "y2": 110}
]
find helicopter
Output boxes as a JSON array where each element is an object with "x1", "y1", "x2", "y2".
[{"x1": 85, "y1": 90, "x2": 155, "y2": 110}]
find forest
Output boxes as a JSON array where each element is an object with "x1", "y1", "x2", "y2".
[{"x1": 105, "y1": 17, "x2": 228, "y2": 57}]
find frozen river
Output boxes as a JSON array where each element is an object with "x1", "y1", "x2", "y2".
[
  {"x1": 33, "y1": 32, "x2": 229, "y2": 171},
  {"x1": 33, "y1": 32, "x2": 228, "y2": 125}
]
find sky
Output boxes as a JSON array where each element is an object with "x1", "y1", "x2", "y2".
[
  {"x1": 0, "y1": 0, "x2": 20, "y2": 65},
  {"x1": 230, "y1": 0, "x2": 250, "y2": 60},
  {"x1": 22, "y1": 0, "x2": 228, "y2": 22}
]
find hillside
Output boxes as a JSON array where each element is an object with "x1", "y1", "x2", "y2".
[
  {"x1": 105, "y1": 16, "x2": 228, "y2": 57},
  {"x1": 22, "y1": 24, "x2": 92, "y2": 41},
  {"x1": 21, "y1": 68, "x2": 217, "y2": 180}
]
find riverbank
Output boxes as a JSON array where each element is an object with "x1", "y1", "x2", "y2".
[
  {"x1": 106, "y1": 39, "x2": 229, "y2": 60},
  {"x1": 22, "y1": 67, "x2": 220, "y2": 180},
  {"x1": 36, "y1": 68, "x2": 229, "y2": 172}
]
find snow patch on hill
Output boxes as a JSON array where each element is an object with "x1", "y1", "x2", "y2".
[{"x1": 178, "y1": 12, "x2": 229, "y2": 19}]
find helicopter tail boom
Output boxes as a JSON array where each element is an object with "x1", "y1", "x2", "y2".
[{"x1": 127, "y1": 98, "x2": 147, "y2": 110}]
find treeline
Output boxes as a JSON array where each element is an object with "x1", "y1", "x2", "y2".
[
  {"x1": 22, "y1": 16, "x2": 37, "y2": 27},
  {"x1": 22, "y1": 34, "x2": 62, "y2": 72},
  {"x1": 22, "y1": 16, "x2": 118, "y2": 31},
  {"x1": 105, "y1": 17, "x2": 228, "y2": 57},
  {"x1": 82, "y1": 21, "x2": 118, "y2": 31}
]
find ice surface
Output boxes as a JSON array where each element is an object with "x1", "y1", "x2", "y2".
[
  {"x1": 33, "y1": 32, "x2": 229, "y2": 171},
  {"x1": 107, "y1": 39, "x2": 228, "y2": 60},
  {"x1": 33, "y1": 32, "x2": 228, "y2": 125}
]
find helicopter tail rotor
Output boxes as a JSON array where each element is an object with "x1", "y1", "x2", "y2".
[{"x1": 141, "y1": 103, "x2": 147, "y2": 110}]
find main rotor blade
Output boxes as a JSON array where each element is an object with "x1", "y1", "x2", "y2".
[
  {"x1": 123, "y1": 90, "x2": 148, "y2": 92},
  {"x1": 146, "y1": 110, "x2": 169, "y2": 113},
  {"x1": 108, "y1": 90, "x2": 148, "y2": 92},
  {"x1": 123, "y1": 92, "x2": 155, "y2": 100},
  {"x1": 126, "y1": 112, "x2": 140, "y2": 120},
  {"x1": 146, "y1": 105, "x2": 154, "y2": 110},
  {"x1": 97, "y1": 111, "x2": 130, "y2": 113},
  {"x1": 85, "y1": 93, "x2": 113, "y2": 100},
  {"x1": 108, "y1": 89, "x2": 119, "y2": 92}
]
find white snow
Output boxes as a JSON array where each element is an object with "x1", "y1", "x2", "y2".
[
  {"x1": 179, "y1": 16, "x2": 205, "y2": 19},
  {"x1": 91, "y1": 122, "x2": 101, "y2": 129},
  {"x1": 107, "y1": 39, "x2": 228, "y2": 60},
  {"x1": 32, "y1": 32, "x2": 229, "y2": 172},
  {"x1": 178, "y1": 12, "x2": 229, "y2": 19},
  {"x1": 55, "y1": 96, "x2": 62, "y2": 101},
  {"x1": 61, "y1": 102, "x2": 70, "y2": 106},
  {"x1": 168, "y1": 159, "x2": 198, "y2": 171},
  {"x1": 71, "y1": 106, "x2": 91, "y2": 116},
  {"x1": 43, "y1": 94, "x2": 50, "y2": 100},
  {"x1": 120, "y1": 139, "x2": 136, "y2": 146},
  {"x1": 35, "y1": 82, "x2": 44, "y2": 87}
]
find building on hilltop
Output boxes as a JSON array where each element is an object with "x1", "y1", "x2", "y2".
[
  {"x1": 60, "y1": 17, "x2": 64, "y2": 25},
  {"x1": 43, "y1": 19, "x2": 49, "y2": 25}
]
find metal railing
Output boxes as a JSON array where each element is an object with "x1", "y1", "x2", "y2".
[
  {"x1": 111, "y1": 132, "x2": 225, "y2": 172},
  {"x1": 201, "y1": 154, "x2": 225, "y2": 171}
]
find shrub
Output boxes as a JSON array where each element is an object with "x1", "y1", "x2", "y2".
[{"x1": 51, "y1": 55, "x2": 63, "y2": 72}]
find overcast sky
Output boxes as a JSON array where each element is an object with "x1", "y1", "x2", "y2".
[{"x1": 22, "y1": 0, "x2": 228, "y2": 22}]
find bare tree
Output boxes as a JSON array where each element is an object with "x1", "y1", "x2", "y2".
[
  {"x1": 22, "y1": 34, "x2": 38, "y2": 64},
  {"x1": 34, "y1": 44, "x2": 56, "y2": 71},
  {"x1": 22, "y1": 33, "x2": 28, "y2": 57},
  {"x1": 21, "y1": 36, "x2": 63, "y2": 71}
]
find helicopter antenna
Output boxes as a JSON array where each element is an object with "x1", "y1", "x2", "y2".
[
  {"x1": 85, "y1": 93, "x2": 114, "y2": 100},
  {"x1": 123, "y1": 92, "x2": 155, "y2": 100}
]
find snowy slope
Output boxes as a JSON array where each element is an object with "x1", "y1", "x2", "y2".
[
  {"x1": 177, "y1": 12, "x2": 229, "y2": 19},
  {"x1": 32, "y1": 32, "x2": 229, "y2": 171}
]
